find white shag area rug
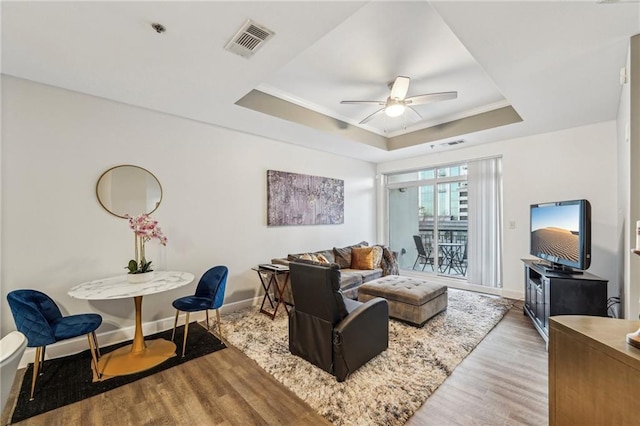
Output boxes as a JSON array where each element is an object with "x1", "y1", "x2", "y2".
[{"x1": 221, "y1": 289, "x2": 513, "y2": 425}]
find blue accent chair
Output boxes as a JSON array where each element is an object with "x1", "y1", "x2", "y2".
[
  {"x1": 7, "y1": 289, "x2": 102, "y2": 400},
  {"x1": 171, "y1": 265, "x2": 228, "y2": 357}
]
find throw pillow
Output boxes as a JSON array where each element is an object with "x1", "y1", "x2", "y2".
[
  {"x1": 351, "y1": 246, "x2": 374, "y2": 270},
  {"x1": 333, "y1": 246, "x2": 353, "y2": 268},
  {"x1": 287, "y1": 253, "x2": 319, "y2": 266},
  {"x1": 371, "y1": 245, "x2": 383, "y2": 268},
  {"x1": 316, "y1": 253, "x2": 330, "y2": 264},
  {"x1": 380, "y1": 246, "x2": 400, "y2": 276},
  {"x1": 316, "y1": 249, "x2": 336, "y2": 263},
  {"x1": 292, "y1": 258, "x2": 334, "y2": 267}
]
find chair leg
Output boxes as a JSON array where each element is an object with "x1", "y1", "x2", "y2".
[
  {"x1": 39, "y1": 346, "x2": 46, "y2": 376},
  {"x1": 215, "y1": 309, "x2": 223, "y2": 341},
  {"x1": 87, "y1": 333, "x2": 102, "y2": 380},
  {"x1": 92, "y1": 330, "x2": 101, "y2": 358},
  {"x1": 171, "y1": 309, "x2": 180, "y2": 342},
  {"x1": 181, "y1": 312, "x2": 190, "y2": 358},
  {"x1": 205, "y1": 309, "x2": 210, "y2": 330},
  {"x1": 412, "y1": 256, "x2": 420, "y2": 270},
  {"x1": 421, "y1": 255, "x2": 427, "y2": 271},
  {"x1": 30, "y1": 346, "x2": 42, "y2": 401}
]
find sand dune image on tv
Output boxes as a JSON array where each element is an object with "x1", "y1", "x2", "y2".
[{"x1": 531, "y1": 227, "x2": 579, "y2": 263}]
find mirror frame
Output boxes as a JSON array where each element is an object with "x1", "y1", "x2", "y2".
[{"x1": 96, "y1": 164, "x2": 163, "y2": 219}]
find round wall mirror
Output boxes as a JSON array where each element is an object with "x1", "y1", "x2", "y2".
[{"x1": 96, "y1": 165, "x2": 163, "y2": 218}]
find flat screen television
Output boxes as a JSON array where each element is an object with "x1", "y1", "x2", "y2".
[{"x1": 530, "y1": 199, "x2": 591, "y2": 274}]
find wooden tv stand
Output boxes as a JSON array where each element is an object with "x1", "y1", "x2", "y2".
[
  {"x1": 549, "y1": 316, "x2": 640, "y2": 425},
  {"x1": 522, "y1": 259, "x2": 607, "y2": 345}
]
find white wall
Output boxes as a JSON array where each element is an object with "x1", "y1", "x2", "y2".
[
  {"x1": 617, "y1": 44, "x2": 632, "y2": 319},
  {"x1": 377, "y1": 121, "x2": 619, "y2": 301},
  {"x1": 0, "y1": 76, "x2": 378, "y2": 348}
]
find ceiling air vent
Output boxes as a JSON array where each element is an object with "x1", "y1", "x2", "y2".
[
  {"x1": 442, "y1": 139, "x2": 465, "y2": 146},
  {"x1": 225, "y1": 19, "x2": 275, "y2": 58}
]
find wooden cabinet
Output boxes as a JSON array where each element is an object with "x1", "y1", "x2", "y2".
[
  {"x1": 523, "y1": 259, "x2": 607, "y2": 344},
  {"x1": 549, "y1": 316, "x2": 640, "y2": 425}
]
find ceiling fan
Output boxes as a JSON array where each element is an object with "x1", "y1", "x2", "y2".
[{"x1": 340, "y1": 76, "x2": 457, "y2": 125}]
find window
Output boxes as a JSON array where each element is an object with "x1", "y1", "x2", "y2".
[{"x1": 386, "y1": 157, "x2": 503, "y2": 288}]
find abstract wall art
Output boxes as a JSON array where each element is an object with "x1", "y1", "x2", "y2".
[{"x1": 267, "y1": 170, "x2": 344, "y2": 226}]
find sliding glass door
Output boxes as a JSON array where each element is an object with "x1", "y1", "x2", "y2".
[{"x1": 388, "y1": 165, "x2": 468, "y2": 278}]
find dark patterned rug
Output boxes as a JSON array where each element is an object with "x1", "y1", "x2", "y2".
[
  {"x1": 9, "y1": 322, "x2": 226, "y2": 424},
  {"x1": 222, "y1": 288, "x2": 513, "y2": 425}
]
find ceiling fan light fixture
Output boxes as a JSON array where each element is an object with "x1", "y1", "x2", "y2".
[
  {"x1": 385, "y1": 100, "x2": 405, "y2": 117},
  {"x1": 340, "y1": 76, "x2": 457, "y2": 124}
]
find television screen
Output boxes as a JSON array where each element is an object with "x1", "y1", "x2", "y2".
[{"x1": 530, "y1": 199, "x2": 591, "y2": 272}]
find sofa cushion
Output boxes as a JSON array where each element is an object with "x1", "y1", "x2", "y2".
[
  {"x1": 342, "y1": 286, "x2": 359, "y2": 300},
  {"x1": 341, "y1": 268, "x2": 383, "y2": 283},
  {"x1": 342, "y1": 297, "x2": 362, "y2": 314},
  {"x1": 338, "y1": 272, "x2": 363, "y2": 292},
  {"x1": 361, "y1": 269, "x2": 383, "y2": 282},
  {"x1": 333, "y1": 241, "x2": 369, "y2": 268},
  {"x1": 351, "y1": 246, "x2": 374, "y2": 270}
]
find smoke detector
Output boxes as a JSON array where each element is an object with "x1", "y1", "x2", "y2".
[{"x1": 225, "y1": 19, "x2": 275, "y2": 58}]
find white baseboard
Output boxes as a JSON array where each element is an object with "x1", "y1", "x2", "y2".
[
  {"x1": 501, "y1": 288, "x2": 524, "y2": 301},
  {"x1": 17, "y1": 296, "x2": 262, "y2": 369}
]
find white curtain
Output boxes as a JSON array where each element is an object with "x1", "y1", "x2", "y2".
[{"x1": 467, "y1": 157, "x2": 503, "y2": 287}]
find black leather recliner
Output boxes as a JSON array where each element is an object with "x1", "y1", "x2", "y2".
[{"x1": 288, "y1": 262, "x2": 389, "y2": 382}]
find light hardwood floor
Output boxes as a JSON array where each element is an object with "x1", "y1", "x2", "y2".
[
  {"x1": 408, "y1": 300, "x2": 548, "y2": 425},
  {"x1": 2, "y1": 300, "x2": 547, "y2": 426}
]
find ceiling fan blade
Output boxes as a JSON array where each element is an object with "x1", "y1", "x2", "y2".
[
  {"x1": 408, "y1": 106, "x2": 423, "y2": 121},
  {"x1": 389, "y1": 76, "x2": 411, "y2": 100},
  {"x1": 340, "y1": 100, "x2": 386, "y2": 105},
  {"x1": 359, "y1": 108, "x2": 384, "y2": 125},
  {"x1": 405, "y1": 91, "x2": 458, "y2": 105}
]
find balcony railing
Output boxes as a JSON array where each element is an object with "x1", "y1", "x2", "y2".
[
  {"x1": 418, "y1": 219, "x2": 468, "y2": 244},
  {"x1": 415, "y1": 219, "x2": 467, "y2": 277}
]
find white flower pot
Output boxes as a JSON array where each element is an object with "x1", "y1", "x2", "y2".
[{"x1": 127, "y1": 271, "x2": 155, "y2": 284}]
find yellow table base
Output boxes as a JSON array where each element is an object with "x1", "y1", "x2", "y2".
[{"x1": 94, "y1": 338, "x2": 176, "y2": 380}]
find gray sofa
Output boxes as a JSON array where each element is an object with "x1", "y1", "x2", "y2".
[{"x1": 271, "y1": 241, "x2": 399, "y2": 303}]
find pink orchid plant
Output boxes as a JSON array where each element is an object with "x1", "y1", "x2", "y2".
[{"x1": 125, "y1": 213, "x2": 168, "y2": 274}]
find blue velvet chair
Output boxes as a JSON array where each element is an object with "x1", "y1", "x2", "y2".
[
  {"x1": 171, "y1": 265, "x2": 228, "y2": 357},
  {"x1": 6, "y1": 289, "x2": 102, "y2": 400}
]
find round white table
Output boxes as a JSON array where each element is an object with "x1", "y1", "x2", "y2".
[{"x1": 68, "y1": 271, "x2": 194, "y2": 378}]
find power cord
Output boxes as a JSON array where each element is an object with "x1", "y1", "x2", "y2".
[{"x1": 607, "y1": 296, "x2": 620, "y2": 318}]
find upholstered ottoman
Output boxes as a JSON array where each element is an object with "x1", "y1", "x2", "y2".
[{"x1": 357, "y1": 275, "x2": 447, "y2": 327}]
